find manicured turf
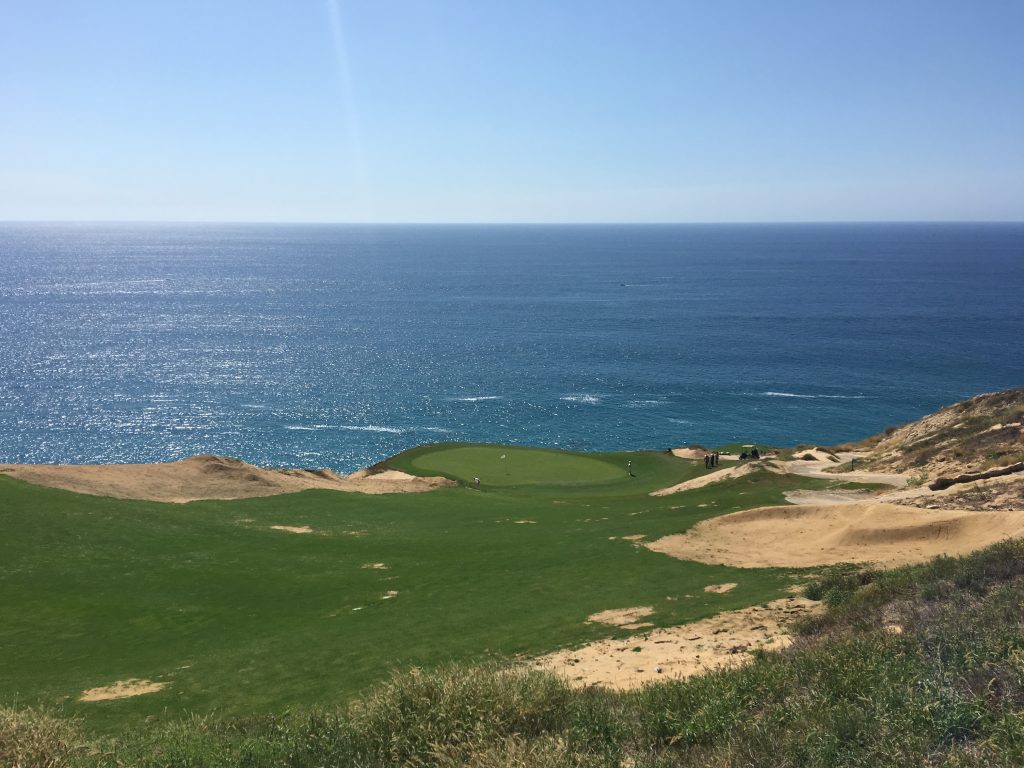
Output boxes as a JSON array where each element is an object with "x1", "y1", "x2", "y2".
[
  {"x1": 406, "y1": 444, "x2": 628, "y2": 487},
  {"x1": 0, "y1": 446, "x2": 848, "y2": 734}
]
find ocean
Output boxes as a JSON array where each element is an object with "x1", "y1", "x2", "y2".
[{"x1": 0, "y1": 222, "x2": 1021, "y2": 472}]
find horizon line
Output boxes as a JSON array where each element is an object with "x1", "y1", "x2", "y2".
[{"x1": 2, "y1": 218, "x2": 1023, "y2": 227}]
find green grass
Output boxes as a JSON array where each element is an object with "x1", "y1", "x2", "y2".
[
  {"x1": 8, "y1": 539, "x2": 1024, "y2": 767},
  {"x1": 0, "y1": 445, "x2": 817, "y2": 734},
  {"x1": 401, "y1": 443, "x2": 630, "y2": 487}
]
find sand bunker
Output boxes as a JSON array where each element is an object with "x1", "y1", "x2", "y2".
[
  {"x1": 651, "y1": 462, "x2": 781, "y2": 496},
  {"x1": 783, "y1": 489, "x2": 877, "y2": 506},
  {"x1": 270, "y1": 525, "x2": 313, "y2": 534},
  {"x1": 0, "y1": 455, "x2": 455, "y2": 503},
  {"x1": 362, "y1": 562, "x2": 389, "y2": 569},
  {"x1": 703, "y1": 583, "x2": 737, "y2": 593},
  {"x1": 588, "y1": 606, "x2": 654, "y2": 628},
  {"x1": 793, "y1": 447, "x2": 839, "y2": 462},
  {"x1": 535, "y1": 596, "x2": 820, "y2": 689},
  {"x1": 80, "y1": 679, "x2": 167, "y2": 702},
  {"x1": 670, "y1": 448, "x2": 708, "y2": 461},
  {"x1": 646, "y1": 502, "x2": 1024, "y2": 568}
]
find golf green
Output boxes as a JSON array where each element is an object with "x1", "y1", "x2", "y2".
[{"x1": 407, "y1": 444, "x2": 628, "y2": 486}]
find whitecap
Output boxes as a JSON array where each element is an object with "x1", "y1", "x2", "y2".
[
  {"x1": 336, "y1": 425, "x2": 406, "y2": 434},
  {"x1": 285, "y1": 424, "x2": 406, "y2": 434},
  {"x1": 760, "y1": 391, "x2": 867, "y2": 400},
  {"x1": 454, "y1": 395, "x2": 502, "y2": 402},
  {"x1": 560, "y1": 394, "x2": 601, "y2": 404}
]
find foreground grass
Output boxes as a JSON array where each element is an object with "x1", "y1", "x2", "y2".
[
  {"x1": 1, "y1": 446, "x2": 819, "y2": 732},
  {"x1": 7, "y1": 538, "x2": 1024, "y2": 767}
]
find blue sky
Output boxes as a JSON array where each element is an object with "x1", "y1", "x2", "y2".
[{"x1": 2, "y1": 1, "x2": 1022, "y2": 222}]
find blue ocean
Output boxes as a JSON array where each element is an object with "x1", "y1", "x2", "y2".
[{"x1": 1, "y1": 222, "x2": 1021, "y2": 472}]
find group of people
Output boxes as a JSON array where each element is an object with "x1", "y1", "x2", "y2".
[{"x1": 704, "y1": 452, "x2": 720, "y2": 469}]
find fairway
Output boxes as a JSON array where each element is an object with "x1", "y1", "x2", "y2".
[
  {"x1": 406, "y1": 444, "x2": 628, "y2": 486},
  {"x1": 0, "y1": 444, "x2": 853, "y2": 735}
]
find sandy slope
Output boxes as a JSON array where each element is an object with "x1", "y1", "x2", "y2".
[
  {"x1": 782, "y1": 452, "x2": 909, "y2": 487},
  {"x1": 0, "y1": 455, "x2": 454, "y2": 502},
  {"x1": 645, "y1": 502, "x2": 1024, "y2": 568},
  {"x1": 650, "y1": 461, "x2": 783, "y2": 496},
  {"x1": 534, "y1": 595, "x2": 821, "y2": 689}
]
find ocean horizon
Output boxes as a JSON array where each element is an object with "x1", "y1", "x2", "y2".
[{"x1": 1, "y1": 221, "x2": 1022, "y2": 472}]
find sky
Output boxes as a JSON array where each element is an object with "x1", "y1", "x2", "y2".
[{"x1": 2, "y1": 1, "x2": 1023, "y2": 223}]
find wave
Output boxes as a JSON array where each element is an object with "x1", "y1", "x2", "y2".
[
  {"x1": 625, "y1": 399, "x2": 666, "y2": 408},
  {"x1": 454, "y1": 395, "x2": 502, "y2": 402},
  {"x1": 759, "y1": 391, "x2": 868, "y2": 400},
  {"x1": 560, "y1": 394, "x2": 601, "y2": 404},
  {"x1": 285, "y1": 424, "x2": 406, "y2": 434},
  {"x1": 668, "y1": 418, "x2": 691, "y2": 424}
]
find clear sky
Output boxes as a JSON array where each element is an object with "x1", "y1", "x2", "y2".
[{"x1": 2, "y1": 1, "x2": 1023, "y2": 223}]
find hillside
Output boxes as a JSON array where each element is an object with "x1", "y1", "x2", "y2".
[{"x1": 846, "y1": 387, "x2": 1024, "y2": 510}]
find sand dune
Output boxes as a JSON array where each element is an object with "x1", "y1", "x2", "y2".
[
  {"x1": 645, "y1": 502, "x2": 1024, "y2": 567},
  {"x1": 0, "y1": 455, "x2": 454, "y2": 503}
]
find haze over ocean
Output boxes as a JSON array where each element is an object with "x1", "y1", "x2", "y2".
[{"x1": 1, "y1": 222, "x2": 1021, "y2": 472}]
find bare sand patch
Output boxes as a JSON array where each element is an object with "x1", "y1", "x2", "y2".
[
  {"x1": 382, "y1": 590, "x2": 399, "y2": 599},
  {"x1": 80, "y1": 679, "x2": 167, "y2": 702},
  {"x1": 0, "y1": 455, "x2": 455, "y2": 503},
  {"x1": 783, "y1": 489, "x2": 877, "y2": 506},
  {"x1": 670, "y1": 448, "x2": 707, "y2": 461},
  {"x1": 783, "y1": 453, "x2": 908, "y2": 488},
  {"x1": 513, "y1": 519, "x2": 537, "y2": 524},
  {"x1": 362, "y1": 562, "x2": 389, "y2": 570},
  {"x1": 270, "y1": 525, "x2": 313, "y2": 534},
  {"x1": 535, "y1": 596, "x2": 821, "y2": 690},
  {"x1": 588, "y1": 606, "x2": 654, "y2": 627},
  {"x1": 650, "y1": 462, "x2": 782, "y2": 496},
  {"x1": 645, "y1": 502, "x2": 1024, "y2": 568},
  {"x1": 704, "y1": 583, "x2": 737, "y2": 593},
  {"x1": 793, "y1": 447, "x2": 839, "y2": 462}
]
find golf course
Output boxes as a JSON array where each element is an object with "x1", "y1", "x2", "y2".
[
  {"x1": 1, "y1": 443, "x2": 828, "y2": 733},
  {"x1": 4, "y1": 387, "x2": 1024, "y2": 766}
]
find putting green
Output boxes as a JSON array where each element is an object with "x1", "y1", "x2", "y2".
[{"x1": 408, "y1": 445, "x2": 628, "y2": 486}]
